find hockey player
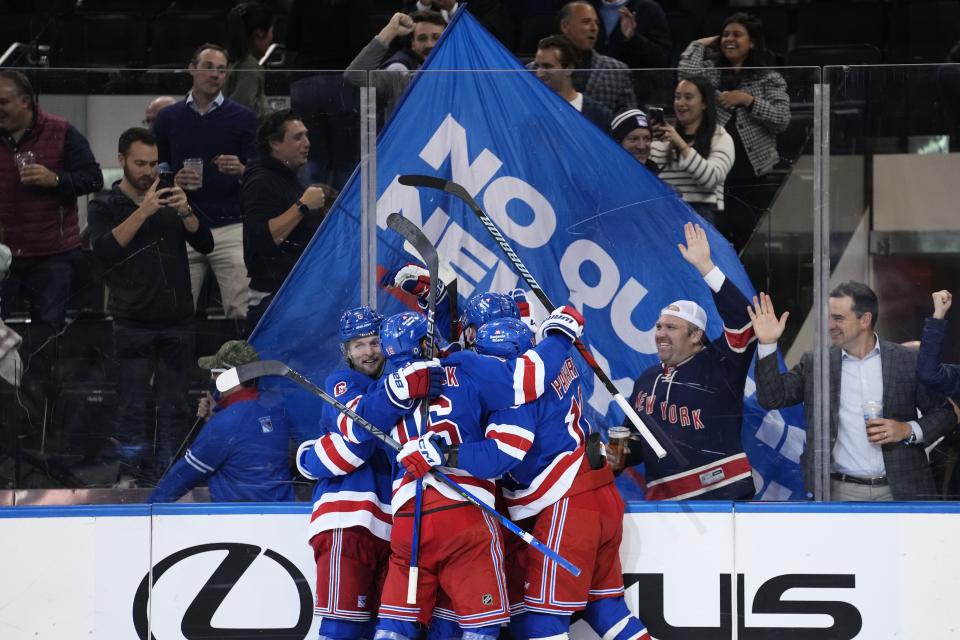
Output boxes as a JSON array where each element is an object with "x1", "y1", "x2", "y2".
[
  {"x1": 459, "y1": 292, "x2": 521, "y2": 350},
  {"x1": 471, "y1": 320, "x2": 650, "y2": 640},
  {"x1": 624, "y1": 222, "x2": 758, "y2": 500},
  {"x1": 368, "y1": 306, "x2": 586, "y2": 640},
  {"x1": 296, "y1": 307, "x2": 444, "y2": 640}
]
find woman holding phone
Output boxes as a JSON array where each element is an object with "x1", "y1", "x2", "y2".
[
  {"x1": 649, "y1": 76, "x2": 734, "y2": 224},
  {"x1": 678, "y1": 12, "x2": 790, "y2": 249}
]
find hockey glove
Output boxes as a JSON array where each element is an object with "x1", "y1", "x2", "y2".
[
  {"x1": 397, "y1": 433, "x2": 449, "y2": 479},
  {"x1": 384, "y1": 263, "x2": 447, "y2": 309},
  {"x1": 510, "y1": 289, "x2": 538, "y2": 333},
  {"x1": 536, "y1": 305, "x2": 585, "y2": 343},
  {"x1": 385, "y1": 359, "x2": 445, "y2": 405}
]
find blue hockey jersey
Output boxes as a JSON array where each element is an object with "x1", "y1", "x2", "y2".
[
  {"x1": 381, "y1": 335, "x2": 577, "y2": 512},
  {"x1": 628, "y1": 268, "x2": 757, "y2": 500},
  {"x1": 296, "y1": 367, "x2": 403, "y2": 541},
  {"x1": 500, "y1": 356, "x2": 591, "y2": 520},
  {"x1": 149, "y1": 388, "x2": 295, "y2": 503}
]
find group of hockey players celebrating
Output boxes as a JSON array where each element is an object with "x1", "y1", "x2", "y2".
[{"x1": 293, "y1": 222, "x2": 757, "y2": 640}]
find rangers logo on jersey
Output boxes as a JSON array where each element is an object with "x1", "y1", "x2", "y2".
[{"x1": 258, "y1": 416, "x2": 274, "y2": 433}]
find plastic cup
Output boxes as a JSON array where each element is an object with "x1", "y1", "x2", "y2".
[
  {"x1": 606, "y1": 426, "x2": 632, "y2": 468},
  {"x1": 862, "y1": 400, "x2": 883, "y2": 423},
  {"x1": 14, "y1": 150, "x2": 36, "y2": 173},
  {"x1": 182, "y1": 157, "x2": 203, "y2": 191}
]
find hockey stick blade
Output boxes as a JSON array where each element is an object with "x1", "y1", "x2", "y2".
[
  {"x1": 237, "y1": 357, "x2": 581, "y2": 577},
  {"x1": 399, "y1": 175, "x2": 685, "y2": 465},
  {"x1": 217, "y1": 359, "x2": 291, "y2": 392}
]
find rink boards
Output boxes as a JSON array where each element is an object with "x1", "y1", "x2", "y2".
[{"x1": 1, "y1": 501, "x2": 959, "y2": 639}]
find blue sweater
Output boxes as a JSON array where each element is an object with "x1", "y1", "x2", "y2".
[
  {"x1": 149, "y1": 388, "x2": 295, "y2": 503},
  {"x1": 153, "y1": 97, "x2": 257, "y2": 227},
  {"x1": 917, "y1": 316, "x2": 960, "y2": 399}
]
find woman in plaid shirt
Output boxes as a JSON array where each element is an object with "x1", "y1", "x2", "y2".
[{"x1": 678, "y1": 12, "x2": 791, "y2": 250}]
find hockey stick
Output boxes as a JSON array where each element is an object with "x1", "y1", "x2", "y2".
[
  {"x1": 397, "y1": 174, "x2": 683, "y2": 465},
  {"x1": 386, "y1": 212, "x2": 437, "y2": 604},
  {"x1": 217, "y1": 360, "x2": 582, "y2": 577},
  {"x1": 160, "y1": 414, "x2": 206, "y2": 481}
]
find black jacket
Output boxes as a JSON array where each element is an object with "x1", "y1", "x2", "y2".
[
  {"x1": 241, "y1": 155, "x2": 324, "y2": 294},
  {"x1": 87, "y1": 183, "x2": 213, "y2": 327}
]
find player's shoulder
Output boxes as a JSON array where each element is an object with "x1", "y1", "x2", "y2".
[{"x1": 324, "y1": 367, "x2": 375, "y2": 398}]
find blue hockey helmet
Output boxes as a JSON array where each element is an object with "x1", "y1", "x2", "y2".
[
  {"x1": 380, "y1": 311, "x2": 428, "y2": 364},
  {"x1": 339, "y1": 306, "x2": 384, "y2": 343},
  {"x1": 461, "y1": 293, "x2": 520, "y2": 332},
  {"x1": 475, "y1": 317, "x2": 534, "y2": 359}
]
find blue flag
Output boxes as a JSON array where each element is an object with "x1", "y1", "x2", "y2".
[{"x1": 251, "y1": 9, "x2": 806, "y2": 500}]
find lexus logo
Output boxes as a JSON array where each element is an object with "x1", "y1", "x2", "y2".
[{"x1": 133, "y1": 543, "x2": 313, "y2": 639}]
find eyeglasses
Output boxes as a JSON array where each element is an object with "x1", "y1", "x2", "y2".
[{"x1": 209, "y1": 368, "x2": 226, "y2": 379}]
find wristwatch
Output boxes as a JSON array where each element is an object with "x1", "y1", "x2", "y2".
[
  {"x1": 903, "y1": 431, "x2": 918, "y2": 445},
  {"x1": 297, "y1": 200, "x2": 311, "y2": 216}
]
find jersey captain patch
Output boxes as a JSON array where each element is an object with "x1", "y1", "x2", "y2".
[{"x1": 334, "y1": 380, "x2": 348, "y2": 396}]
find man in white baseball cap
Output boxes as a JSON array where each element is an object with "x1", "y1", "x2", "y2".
[
  {"x1": 655, "y1": 298, "x2": 708, "y2": 367},
  {"x1": 615, "y1": 222, "x2": 759, "y2": 501}
]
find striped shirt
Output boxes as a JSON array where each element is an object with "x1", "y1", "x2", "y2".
[{"x1": 650, "y1": 127, "x2": 734, "y2": 210}]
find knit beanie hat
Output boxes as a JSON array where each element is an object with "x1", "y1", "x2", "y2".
[{"x1": 611, "y1": 109, "x2": 650, "y2": 143}]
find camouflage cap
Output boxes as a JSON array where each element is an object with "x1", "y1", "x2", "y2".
[{"x1": 197, "y1": 340, "x2": 259, "y2": 370}]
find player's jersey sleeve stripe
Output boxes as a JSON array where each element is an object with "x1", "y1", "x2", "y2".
[
  {"x1": 336, "y1": 396, "x2": 363, "y2": 443},
  {"x1": 185, "y1": 449, "x2": 214, "y2": 474},
  {"x1": 485, "y1": 423, "x2": 534, "y2": 460},
  {"x1": 317, "y1": 432, "x2": 365, "y2": 476},
  {"x1": 514, "y1": 351, "x2": 545, "y2": 405}
]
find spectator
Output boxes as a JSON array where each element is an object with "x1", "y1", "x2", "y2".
[
  {"x1": 87, "y1": 127, "x2": 213, "y2": 484},
  {"x1": 750, "y1": 283, "x2": 957, "y2": 501},
  {"x1": 225, "y1": 1, "x2": 274, "y2": 117},
  {"x1": 242, "y1": 110, "x2": 327, "y2": 328},
  {"x1": 344, "y1": 11, "x2": 446, "y2": 120},
  {"x1": 558, "y1": 1, "x2": 637, "y2": 114},
  {"x1": 611, "y1": 108, "x2": 657, "y2": 172},
  {"x1": 149, "y1": 340, "x2": 295, "y2": 503},
  {"x1": 143, "y1": 96, "x2": 175, "y2": 130},
  {"x1": 153, "y1": 44, "x2": 258, "y2": 320},
  {"x1": 616, "y1": 223, "x2": 757, "y2": 500},
  {"x1": 533, "y1": 34, "x2": 612, "y2": 131},
  {"x1": 0, "y1": 69, "x2": 103, "y2": 417},
  {"x1": 649, "y1": 76, "x2": 733, "y2": 222},
  {"x1": 587, "y1": 0, "x2": 671, "y2": 106},
  {"x1": 679, "y1": 12, "x2": 790, "y2": 250},
  {"x1": 403, "y1": 0, "x2": 514, "y2": 48},
  {"x1": 918, "y1": 290, "x2": 960, "y2": 398}
]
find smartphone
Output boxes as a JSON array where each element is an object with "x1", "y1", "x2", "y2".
[
  {"x1": 158, "y1": 170, "x2": 175, "y2": 190},
  {"x1": 647, "y1": 107, "x2": 665, "y2": 128}
]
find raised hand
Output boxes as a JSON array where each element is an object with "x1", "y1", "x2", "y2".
[
  {"x1": 747, "y1": 293, "x2": 789, "y2": 345},
  {"x1": 677, "y1": 222, "x2": 715, "y2": 276},
  {"x1": 932, "y1": 290, "x2": 953, "y2": 320}
]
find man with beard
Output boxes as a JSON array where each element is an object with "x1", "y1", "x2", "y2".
[
  {"x1": 345, "y1": 11, "x2": 447, "y2": 119},
  {"x1": 88, "y1": 127, "x2": 213, "y2": 484},
  {"x1": 296, "y1": 306, "x2": 443, "y2": 640},
  {"x1": 621, "y1": 222, "x2": 757, "y2": 500}
]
